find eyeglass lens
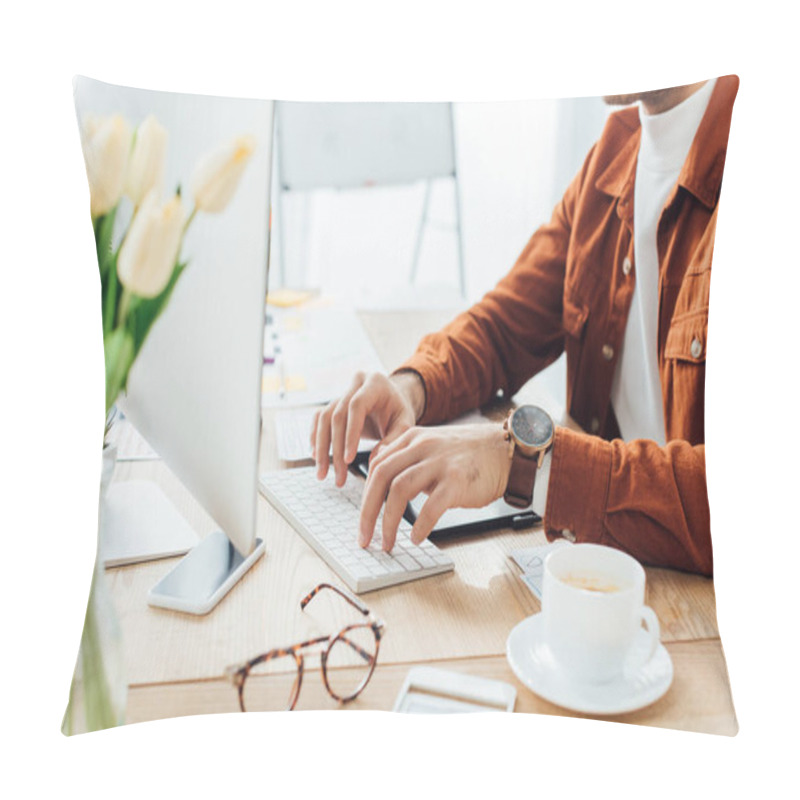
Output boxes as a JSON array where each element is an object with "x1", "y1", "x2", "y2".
[
  {"x1": 324, "y1": 624, "x2": 378, "y2": 701},
  {"x1": 241, "y1": 653, "x2": 301, "y2": 712}
]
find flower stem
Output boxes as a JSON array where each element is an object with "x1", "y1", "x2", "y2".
[
  {"x1": 117, "y1": 288, "x2": 132, "y2": 329},
  {"x1": 183, "y1": 205, "x2": 197, "y2": 235}
]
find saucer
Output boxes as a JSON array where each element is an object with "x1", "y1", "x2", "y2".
[{"x1": 506, "y1": 613, "x2": 673, "y2": 715}]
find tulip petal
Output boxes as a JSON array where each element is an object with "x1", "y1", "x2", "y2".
[
  {"x1": 191, "y1": 134, "x2": 257, "y2": 213},
  {"x1": 83, "y1": 114, "x2": 132, "y2": 218},
  {"x1": 117, "y1": 192, "x2": 185, "y2": 298},
  {"x1": 125, "y1": 115, "x2": 168, "y2": 207}
]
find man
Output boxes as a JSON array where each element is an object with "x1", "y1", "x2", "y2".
[{"x1": 311, "y1": 75, "x2": 738, "y2": 577}]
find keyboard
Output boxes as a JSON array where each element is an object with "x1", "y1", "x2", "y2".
[{"x1": 259, "y1": 467, "x2": 454, "y2": 593}]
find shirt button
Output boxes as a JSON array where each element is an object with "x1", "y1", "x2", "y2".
[
  {"x1": 602, "y1": 344, "x2": 615, "y2": 361},
  {"x1": 590, "y1": 417, "x2": 600, "y2": 433},
  {"x1": 622, "y1": 257, "x2": 632, "y2": 276},
  {"x1": 690, "y1": 337, "x2": 703, "y2": 359}
]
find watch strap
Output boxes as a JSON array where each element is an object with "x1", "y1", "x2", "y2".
[{"x1": 504, "y1": 448, "x2": 540, "y2": 509}]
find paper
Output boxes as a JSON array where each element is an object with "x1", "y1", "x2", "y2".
[
  {"x1": 511, "y1": 540, "x2": 572, "y2": 599},
  {"x1": 100, "y1": 481, "x2": 198, "y2": 566},
  {"x1": 273, "y1": 406, "x2": 378, "y2": 462},
  {"x1": 273, "y1": 406, "x2": 486, "y2": 463},
  {"x1": 261, "y1": 306, "x2": 385, "y2": 408},
  {"x1": 105, "y1": 415, "x2": 159, "y2": 461}
]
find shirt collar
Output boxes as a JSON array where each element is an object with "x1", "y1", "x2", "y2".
[{"x1": 595, "y1": 75, "x2": 739, "y2": 213}]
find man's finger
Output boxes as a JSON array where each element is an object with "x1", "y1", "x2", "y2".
[
  {"x1": 330, "y1": 398, "x2": 350, "y2": 487},
  {"x1": 309, "y1": 409, "x2": 321, "y2": 459},
  {"x1": 344, "y1": 384, "x2": 372, "y2": 464},
  {"x1": 358, "y1": 443, "x2": 422, "y2": 546},
  {"x1": 367, "y1": 427, "x2": 416, "y2": 475},
  {"x1": 410, "y1": 485, "x2": 453, "y2": 545},
  {"x1": 314, "y1": 403, "x2": 334, "y2": 479},
  {"x1": 328, "y1": 373, "x2": 365, "y2": 485},
  {"x1": 381, "y1": 463, "x2": 431, "y2": 551}
]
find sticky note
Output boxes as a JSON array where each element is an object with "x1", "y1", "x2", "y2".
[
  {"x1": 262, "y1": 375, "x2": 281, "y2": 394},
  {"x1": 267, "y1": 289, "x2": 313, "y2": 308},
  {"x1": 284, "y1": 374, "x2": 307, "y2": 392}
]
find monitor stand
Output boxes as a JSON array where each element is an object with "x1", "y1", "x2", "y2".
[{"x1": 99, "y1": 474, "x2": 265, "y2": 616}]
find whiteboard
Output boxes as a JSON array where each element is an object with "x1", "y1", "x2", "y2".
[{"x1": 277, "y1": 102, "x2": 455, "y2": 191}]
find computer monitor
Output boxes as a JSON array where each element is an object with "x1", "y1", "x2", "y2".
[{"x1": 74, "y1": 77, "x2": 273, "y2": 611}]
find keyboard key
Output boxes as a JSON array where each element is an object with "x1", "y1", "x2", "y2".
[{"x1": 259, "y1": 467, "x2": 454, "y2": 593}]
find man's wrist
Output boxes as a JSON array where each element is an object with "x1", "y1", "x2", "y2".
[
  {"x1": 531, "y1": 449, "x2": 552, "y2": 517},
  {"x1": 390, "y1": 370, "x2": 426, "y2": 423}
]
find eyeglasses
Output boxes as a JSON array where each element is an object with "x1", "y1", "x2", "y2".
[{"x1": 225, "y1": 582, "x2": 385, "y2": 712}]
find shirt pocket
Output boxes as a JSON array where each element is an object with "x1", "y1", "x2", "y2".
[
  {"x1": 662, "y1": 307, "x2": 708, "y2": 444},
  {"x1": 664, "y1": 308, "x2": 708, "y2": 363}
]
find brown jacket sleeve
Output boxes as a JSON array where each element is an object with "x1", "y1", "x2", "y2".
[
  {"x1": 546, "y1": 428, "x2": 712, "y2": 576},
  {"x1": 398, "y1": 152, "x2": 588, "y2": 424},
  {"x1": 397, "y1": 144, "x2": 713, "y2": 576}
]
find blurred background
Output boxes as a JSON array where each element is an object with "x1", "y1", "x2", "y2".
[
  {"x1": 270, "y1": 96, "x2": 609, "y2": 306},
  {"x1": 269, "y1": 94, "x2": 610, "y2": 404}
]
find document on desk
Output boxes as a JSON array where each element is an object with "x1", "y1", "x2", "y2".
[
  {"x1": 261, "y1": 306, "x2": 385, "y2": 408},
  {"x1": 511, "y1": 540, "x2": 573, "y2": 598},
  {"x1": 274, "y1": 406, "x2": 379, "y2": 462},
  {"x1": 274, "y1": 407, "x2": 485, "y2": 463}
]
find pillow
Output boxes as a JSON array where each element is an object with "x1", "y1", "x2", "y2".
[{"x1": 65, "y1": 75, "x2": 738, "y2": 736}]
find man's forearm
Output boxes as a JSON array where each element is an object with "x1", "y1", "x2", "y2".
[
  {"x1": 390, "y1": 370, "x2": 426, "y2": 423},
  {"x1": 544, "y1": 428, "x2": 712, "y2": 575}
]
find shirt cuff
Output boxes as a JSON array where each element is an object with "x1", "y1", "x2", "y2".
[
  {"x1": 543, "y1": 427, "x2": 613, "y2": 544},
  {"x1": 396, "y1": 353, "x2": 449, "y2": 425},
  {"x1": 531, "y1": 450, "x2": 552, "y2": 517}
]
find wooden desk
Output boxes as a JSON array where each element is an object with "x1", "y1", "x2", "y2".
[{"x1": 109, "y1": 308, "x2": 737, "y2": 736}]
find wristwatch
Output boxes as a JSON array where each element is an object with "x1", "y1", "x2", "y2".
[{"x1": 503, "y1": 405, "x2": 555, "y2": 509}]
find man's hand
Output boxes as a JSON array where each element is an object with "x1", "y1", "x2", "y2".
[
  {"x1": 358, "y1": 423, "x2": 512, "y2": 551},
  {"x1": 310, "y1": 371, "x2": 423, "y2": 487}
]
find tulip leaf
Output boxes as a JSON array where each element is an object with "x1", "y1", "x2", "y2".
[
  {"x1": 102, "y1": 260, "x2": 189, "y2": 414},
  {"x1": 95, "y1": 206, "x2": 121, "y2": 337},
  {"x1": 103, "y1": 327, "x2": 135, "y2": 414},
  {"x1": 101, "y1": 251, "x2": 120, "y2": 338},
  {"x1": 94, "y1": 207, "x2": 117, "y2": 281},
  {"x1": 127, "y1": 261, "x2": 188, "y2": 354}
]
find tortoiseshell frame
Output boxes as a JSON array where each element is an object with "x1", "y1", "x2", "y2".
[{"x1": 225, "y1": 583, "x2": 386, "y2": 712}]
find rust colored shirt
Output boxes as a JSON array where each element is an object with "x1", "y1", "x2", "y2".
[{"x1": 400, "y1": 76, "x2": 738, "y2": 576}]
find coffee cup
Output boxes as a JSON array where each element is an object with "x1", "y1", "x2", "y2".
[{"x1": 542, "y1": 543, "x2": 660, "y2": 684}]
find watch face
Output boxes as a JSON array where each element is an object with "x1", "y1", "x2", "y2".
[{"x1": 511, "y1": 405, "x2": 554, "y2": 448}]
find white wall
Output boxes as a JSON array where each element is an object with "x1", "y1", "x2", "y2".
[{"x1": 271, "y1": 94, "x2": 610, "y2": 403}]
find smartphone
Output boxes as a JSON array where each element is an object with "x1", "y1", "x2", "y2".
[
  {"x1": 393, "y1": 666, "x2": 517, "y2": 713},
  {"x1": 148, "y1": 530, "x2": 265, "y2": 615}
]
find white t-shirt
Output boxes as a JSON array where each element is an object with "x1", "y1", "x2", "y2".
[
  {"x1": 610, "y1": 79, "x2": 716, "y2": 445},
  {"x1": 533, "y1": 80, "x2": 716, "y2": 516}
]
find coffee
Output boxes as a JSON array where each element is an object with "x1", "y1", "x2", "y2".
[
  {"x1": 542, "y1": 544, "x2": 661, "y2": 684},
  {"x1": 561, "y1": 573, "x2": 620, "y2": 593}
]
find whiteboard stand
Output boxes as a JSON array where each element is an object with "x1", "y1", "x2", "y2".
[
  {"x1": 274, "y1": 101, "x2": 466, "y2": 296},
  {"x1": 409, "y1": 173, "x2": 467, "y2": 297}
]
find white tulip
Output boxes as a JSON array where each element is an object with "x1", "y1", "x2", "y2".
[
  {"x1": 83, "y1": 114, "x2": 132, "y2": 217},
  {"x1": 117, "y1": 191, "x2": 185, "y2": 298},
  {"x1": 125, "y1": 115, "x2": 168, "y2": 207},
  {"x1": 190, "y1": 134, "x2": 256, "y2": 213}
]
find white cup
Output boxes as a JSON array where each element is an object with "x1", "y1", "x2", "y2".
[{"x1": 542, "y1": 544, "x2": 660, "y2": 684}]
